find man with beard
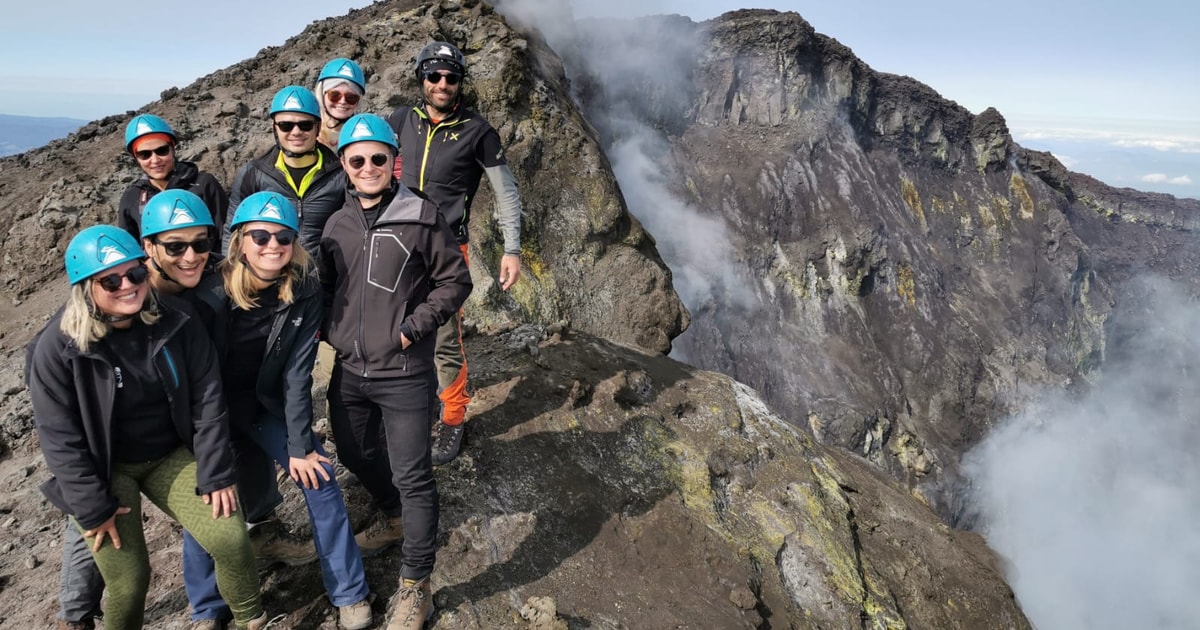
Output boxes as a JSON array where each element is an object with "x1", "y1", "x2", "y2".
[{"x1": 387, "y1": 41, "x2": 524, "y2": 467}]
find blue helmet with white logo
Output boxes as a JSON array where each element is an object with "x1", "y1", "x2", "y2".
[
  {"x1": 230, "y1": 192, "x2": 300, "y2": 232},
  {"x1": 140, "y1": 190, "x2": 214, "y2": 240},
  {"x1": 318, "y1": 58, "x2": 366, "y2": 92},
  {"x1": 65, "y1": 225, "x2": 147, "y2": 285},
  {"x1": 124, "y1": 114, "x2": 176, "y2": 152},
  {"x1": 269, "y1": 86, "x2": 321, "y2": 119},
  {"x1": 337, "y1": 113, "x2": 398, "y2": 155}
]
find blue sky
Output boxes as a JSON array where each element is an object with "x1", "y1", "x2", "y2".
[{"x1": 3, "y1": 0, "x2": 1196, "y2": 198}]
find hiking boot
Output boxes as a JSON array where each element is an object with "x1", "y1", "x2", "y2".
[
  {"x1": 58, "y1": 621, "x2": 95, "y2": 630},
  {"x1": 190, "y1": 620, "x2": 226, "y2": 630},
  {"x1": 431, "y1": 421, "x2": 465, "y2": 466},
  {"x1": 250, "y1": 521, "x2": 318, "y2": 567},
  {"x1": 385, "y1": 577, "x2": 433, "y2": 630},
  {"x1": 338, "y1": 598, "x2": 373, "y2": 630},
  {"x1": 243, "y1": 612, "x2": 286, "y2": 629},
  {"x1": 355, "y1": 513, "x2": 404, "y2": 557}
]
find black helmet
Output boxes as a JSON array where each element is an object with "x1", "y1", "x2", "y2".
[{"x1": 414, "y1": 41, "x2": 466, "y2": 78}]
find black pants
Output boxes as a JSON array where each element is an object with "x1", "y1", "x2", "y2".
[{"x1": 327, "y1": 364, "x2": 439, "y2": 580}]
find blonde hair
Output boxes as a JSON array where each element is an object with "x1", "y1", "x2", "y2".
[
  {"x1": 60, "y1": 281, "x2": 161, "y2": 352},
  {"x1": 221, "y1": 228, "x2": 314, "y2": 310}
]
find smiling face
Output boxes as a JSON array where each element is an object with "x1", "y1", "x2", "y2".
[
  {"x1": 89, "y1": 259, "x2": 149, "y2": 320},
  {"x1": 144, "y1": 226, "x2": 210, "y2": 292},
  {"x1": 421, "y1": 70, "x2": 460, "y2": 115},
  {"x1": 341, "y1": 140, "x2": 394, "y2": 199},
  {"x1": 134, "y1": 138, "x2": 175, "y2": 182},
  {"x1": 273, "y1": 113, "x2": 319, "y2": 155},
  {"x1": 239, "y1": 221, "x2": 294, "y2": 280},
  {"x1": 322, "y1": 80, "x2": 361, "y2": 120}
]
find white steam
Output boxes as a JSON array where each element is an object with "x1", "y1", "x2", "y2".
[{"x1": 964, "y1": 277, "x2": 1200, "y2": 630}]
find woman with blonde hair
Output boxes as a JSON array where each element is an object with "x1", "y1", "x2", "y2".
[
  {"x1": 27, "y1": 225, "x2": 267, "y2": 630},
  {"x1": 314, "y1": 57, "x2": 366, "y2": 150},
  {"x1": 195, "y1": 192, "x2": 373, "y2": 629}
]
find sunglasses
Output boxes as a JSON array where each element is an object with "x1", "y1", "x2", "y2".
[
  {"x1": 275, "y1": 120, "x2": 316, "y2": 133},
  {"x1": 245, "y1": 228, "x2": 297, "y2": 247},
  {"x1": 346, "y1": 153, "x2": 389, "y2": 170},
  {"x1": 155, "y1": 237, "x2": 212, "y2": 257},
  {"x1": 326, "y1": 90, "x2": 361, "y2": 105},
  {"x1": 134, "y1": 145, "x2": 172, "y2": 161},
  {"x1": 95, "y1": 265, "x2": 150, "y2": 293},
  {"x1": 423, "y1": 71, "x2": 461, "y2": 85}
]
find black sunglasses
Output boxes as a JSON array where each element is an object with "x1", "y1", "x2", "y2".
[
  {"x1": 275, "y1": 120, "x2": 316, "y2": 133},
  {"x1": 346, "y1": 153, "x2": 389, "y2": 169},
  {"x1": 134, "y1": 145, "x2": 172, "y2": 160},
  {"x1": 423, "y1": 71, "x2": 461, "y2": 85},
  {"x1": 154, "y1": 237, "x2": 212, "y2": 257},
  {"x1": 245, "y1": 228, "x2": 297, "y2": 247},
  {"x1": 95, "y1": 265, "x2": 150, "y2": 293}
]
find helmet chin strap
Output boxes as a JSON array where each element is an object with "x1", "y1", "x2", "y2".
[
  {"x1": 243, "y1": 258, "x2": 284, "y2": 285},
  {"x1": 85, "y1": 292, "x2": 139, "y2": 324},
  {"x1": 280, "y1": 146, "x2": 319, "y2": 159},
  {"x1": 349, "y1": 180, "x2": 397, "y2": 202},
  {"x1": 151, "y1": 258, "x2": 183, "y2": 287}
]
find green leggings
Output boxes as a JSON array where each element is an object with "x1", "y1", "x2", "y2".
[{"x1": 74, "y1": 447, "x2": 262, "y2": 629}]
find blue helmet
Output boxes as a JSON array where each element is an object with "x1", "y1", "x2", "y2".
[
  {"x1": 140, "y1": 190, "x2": 214, "y2": 240},
  {"x1": 124, "y1": 114, "x2": 176, "y2": 152},
  {"x1": 230, "y1": 192, "x2": 300, "y2": 232},
  {"x1": 269, "y1": 86, "x2": 321, "y2": 119},
  {"x1": 337, "y1": 113, "x2": 398, "y2": 154},
  {"x1": 65, "y1": 225, "x2": 147, "y2": 285},
  {"x1": 318, "y1": 58, "x2": 365, "y2": 92}
]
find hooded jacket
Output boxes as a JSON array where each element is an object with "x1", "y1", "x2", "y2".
[
  {"x1": 193, "y1": 271, "x2": 323, "y2": 459},
  {"x1": 26, "y1": 295, "x2": 235, "y2": 530},
  {"x1": 318, "y1": 184, "x2": 472, "y2": 378},
  {"x1": 118, "y1": 160, "x2": 229, "y2": 246},
  {"x1": 224, "y1": 145, "x2": 346, "y2": 255}
]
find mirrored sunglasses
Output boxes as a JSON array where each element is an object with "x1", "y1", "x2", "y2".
[
  {"x1": 245, "y1": 228, "x2": 297, "y2": 247},
  {"x1": 95, "y1": 265, "x2": 150, "y2": 292},
  {"x1": 275, "y1": 120, "x2": 316, "y2": 133},
  {"x1": 346, "y1": 153, "x2": 389, "y2": 170},
  {"x1": 134, "y1": 145, "x2": 172, "y2": 161},
  {"x1": 326, "y1": 90, "x2": 361, "y2": 105},
  {"x1": 155, "y1": 237, "x2": 212, "y2": 257},
  {"x1": 422, "y1": 71, "x2": 461, "y2": 85}
]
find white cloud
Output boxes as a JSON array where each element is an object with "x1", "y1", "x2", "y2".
[
  {"x1": 1140, "y1": 173, "x2": 1192, "y2": 185},
  {"x1": 1010, "y1": 117, "x2": 1200, "y2": 154},
  {"x1": 1051, "y1": 152, "x2": 1077, "y2": 168}
]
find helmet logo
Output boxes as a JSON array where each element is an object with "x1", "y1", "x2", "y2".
[
  {"x1": 351, "y1": 120, "x2": 374, "y2": 138},
  {"x1": 259, "y1": 201, "x2": 284, "y2": 220},
  {"x1": 97, "y1": 236, "x2": 131, "y2": 265},
  {"x1": 337, "y1": 63, "x2": 356, "y2": 78},
  {"x1": 135, "y1": 119, "x2": 155, "y2": 135},
  {"x1": 283, "y1": 93, "x2": 303, "y2": 110},
  {"x1": 435, "y1": 45, "x2": 455, "y2": 58},
  {"x1": 169, "y1": 200, "x2": 197, "y2": 225}
]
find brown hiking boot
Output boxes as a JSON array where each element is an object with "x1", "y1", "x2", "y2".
[
  {"x1": 250, "y1": 521, "x2": 318, "y2": 567},
  {"x1": 338, "y1": 598, "x2": 373, "y2": 630},
  {"x1": 190, "y1": 620, "x2": 226, "y2": 630},
  {"x1": 385, "y1": 577, "x2": 433, "y2": 630},
  {"x1": 58, "y1": 620, "x2": 95, "y2": 630},
  {"x1": 354, "y1": 513, "x2": 404, "y2": 557}
]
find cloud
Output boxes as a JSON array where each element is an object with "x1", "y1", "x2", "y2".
[
  {"x1": 964, "y1": 277, "x2": 1200, "y2": 630},
  {"x1": 1139, "y1": 173, "x2": 1192, "y2": 185},
  {"x1": 1011, "y1": 118, "x2": 1200, "y2": 155},
  {"x1": 1051, "y1": 152, "x2": 1077, "y2": 168}
]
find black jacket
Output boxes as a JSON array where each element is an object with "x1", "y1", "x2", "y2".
[
  {"x1": 118, "y1": 160, "x2": 229, "y2": 247},
  {"x1": 318, "y1": 185, "x2": 472, "y2": 378},
  {"x1": 26, "y1": 295, "x2": 236, "y2": 530},
  {"x1": 388, "y1": 104, "x2": 512, "y2": 245},
  {"x1": 193, "y1": 272, "x2": 323, "y2": 459},
  {"x1": 224, "y1": 145, "x2": 346, "y2": 255}
]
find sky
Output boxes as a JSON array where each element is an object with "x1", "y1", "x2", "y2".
[{"x1": 1, "y1": 0, "x2": 1197, "y2": 197}]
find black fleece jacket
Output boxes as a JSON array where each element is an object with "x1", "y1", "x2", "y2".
[
  {"x1": 318, "y1": 184, "x2": 472, "y2": 379},
  {"x1": 118, "y1": 160, "x2": 229, "y2": 246},
  {"x1": 193, "y1": 272, "x2": 323, "y2": 458},
  {"x1": 26, "y1": 295, "x2": 235, "y2": 530}
]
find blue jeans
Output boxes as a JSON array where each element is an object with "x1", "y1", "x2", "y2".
[{"x1": 183, "y1": 416, "x2": 368, "y2": 619}]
